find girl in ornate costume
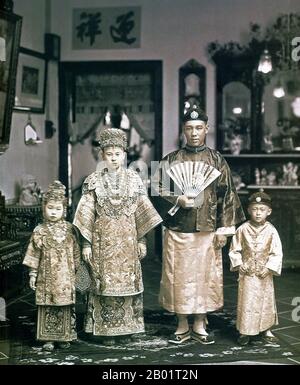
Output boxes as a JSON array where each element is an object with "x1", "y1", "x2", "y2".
[
  {"x1": 23, "y1": 181, "x2": 80, "y2": 351},
  {"x1": 73, "y1": 128, "x2": 162, "y2": 345},
  {"x1": 229, "y1": 191, "x2": 283, "y2": 345}
]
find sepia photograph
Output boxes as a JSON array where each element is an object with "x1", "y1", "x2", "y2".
[{"x1": 0, "y1": 0, "x2": 300, "y2": 372}]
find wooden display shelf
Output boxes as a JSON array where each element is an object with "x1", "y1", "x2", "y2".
[
  {"x1": 223, "y1": 153, "x2": 300, "y2": 159},
  {"x1": 247, "y1": 185, "x2": 300, "y2": 190}
]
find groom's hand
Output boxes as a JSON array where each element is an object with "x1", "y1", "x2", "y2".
[
  {"x1": 177, "y1": 195, "x2": 195, "y2": 209},
  {"x1": 214, "y1": 235, "x2": 227, "y2": 249}
]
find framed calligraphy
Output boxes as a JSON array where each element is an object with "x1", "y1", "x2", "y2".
[
  {"x1": 72, "y1": 7, "x2": 141, "y2": 50},
  {"x1": 0, "y1": 8, "x2": 22, "y2": 155}
]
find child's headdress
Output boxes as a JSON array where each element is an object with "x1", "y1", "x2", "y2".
[
  {"x1": 43, "y1": 180, "x2": 66, "y2": 203},
  {"x1": 248, "y1": 190, "x2": 272, "y2": 208},
  {"x1": 42, "y1": 180, "x2": 67, "y2": 219}
]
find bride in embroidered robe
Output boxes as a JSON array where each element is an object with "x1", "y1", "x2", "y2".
[{"x1": 73, "y1": 129, "x2": 162, "y2": 337}]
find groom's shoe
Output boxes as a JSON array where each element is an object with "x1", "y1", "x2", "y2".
[
  {"x1": 168, "y1": 329, "x2": 191, "y2": 344},
  {"x1": 191, "y1": 330, "x2": 215, "y2": 345}
]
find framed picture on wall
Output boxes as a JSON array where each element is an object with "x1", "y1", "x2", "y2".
[
  {"x1": 0, "y1": 9, "x2": 22, "y2": 155},
  {"x1": 14, "y1": 47, "x2": 47, "y2": 113}
]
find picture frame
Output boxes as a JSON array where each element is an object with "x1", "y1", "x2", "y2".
[
  {"x1": 14, "y1": 47, "x2": 47, "y2": 113},
  {"x1": 45, "y1": 33, "x2": 60, "y2": 61},
  {"x1": 0, "y1": 9, "x2": 22, "y2": 155}
]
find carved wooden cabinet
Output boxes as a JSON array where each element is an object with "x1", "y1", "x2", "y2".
[
  {"x1": 0, "y1": 202, "x2": 42, "y2": 297},
  {"x1": 268, "y1": 189, "x2": 300, "y2": 267}
]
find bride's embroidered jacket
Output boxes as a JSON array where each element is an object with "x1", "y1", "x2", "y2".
[{"x1": 73, "y1": 168, "x2": 162, "y2": 297}]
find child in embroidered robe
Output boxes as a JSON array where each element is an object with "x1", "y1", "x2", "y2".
[
  {"x1": 23, "y1": 181, "x2": 80, "y2": 351},
  {"x1": 229, "y1": 191, "x2": 283, "y2": 346}
]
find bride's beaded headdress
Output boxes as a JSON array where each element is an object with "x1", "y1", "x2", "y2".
[{"x1": 97, "y1": 128, "x2": 128, "y2": 150}]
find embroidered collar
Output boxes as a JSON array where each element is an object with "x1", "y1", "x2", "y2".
[
  {"x1": 185, "y1": 144, "x2": 206, "y2": 153},
  {"x1": 45, "y1": 219, "x2": 64, "y2": 225},
  {"x1": 44, "y1": 220, "x2": 68, "y2": 244},
  {"x1": 249, "y1": 220, "x2": 267, "y2": 228}
]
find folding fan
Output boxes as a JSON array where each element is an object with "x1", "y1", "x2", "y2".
[{"x1": 166, "y1": 161, "x2": 221, "y2": 216}]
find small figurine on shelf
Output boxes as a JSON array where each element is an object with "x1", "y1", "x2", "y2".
[
  {"x1": 229, "y1": 134, "x2": 243, "y2": 155},
  {"x1": 263, "y1": 134, "x2": 274, "y2": 154},
  {"x1": 277, "y1": 118, "x2": 299, "y2": 152},
  {"x1": 229, "y1": 191, "x2": 283, "y2": 346},
  {"x1": 220, "y1": 117, "x2": 251, "y2": 152},
  {"x1": 23, "y1": 181, "x2": 80, "y2": 352},
  {"x1": 260, "y1": 168, "x2": 267, "y2": 185},
  {"x1": 19, "y1": 174, "x2": 41, "y2": 206},
  {"x1": 266, "y1": 171, "x2": 277, "y2": 186},
  {"x1": 232, "y1": 172, "x2": 246, "y2": 191},
  {"x1": 254, "y1": 168, "x2": 260, "y2": 185},
  {"x1": 255, "y1": 169, "x2": 277, "y2": 186},
  {"x1": 282, "y1": 162, "x2": 298, "y2": 186}
]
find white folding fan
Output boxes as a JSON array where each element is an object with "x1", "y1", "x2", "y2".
[{"x1": 166, "y1": 161, "x2": 221, "y2": 216}]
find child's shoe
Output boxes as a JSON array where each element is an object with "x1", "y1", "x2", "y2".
[
  {"x1": 262, "y1": 330, "x2": 279, "y2": 344},
  {"x1": 102, "y1": 337, "x2": 116, "y2": 346},
  {"x1": 118, "y1": 336, "x2": 132, "y2": 344},
  {"x1": 237, "y1": 334, "x2": 250, "y2": 346}
]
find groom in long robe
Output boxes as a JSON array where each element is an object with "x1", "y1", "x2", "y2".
[{"x1": 155, "y1": 106, "x2": 245, "y2": 344}]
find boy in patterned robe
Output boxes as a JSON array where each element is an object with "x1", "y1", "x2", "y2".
[{"x1": 229, "y1": 191, "x2": 283, "y2": 345}]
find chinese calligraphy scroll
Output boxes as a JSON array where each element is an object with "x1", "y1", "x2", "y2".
[{"x1": 73, "y1": 7, "x2": 141, "y2": 50}]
